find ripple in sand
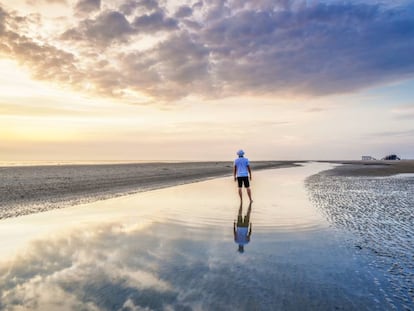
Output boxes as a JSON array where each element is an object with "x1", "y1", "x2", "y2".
[{"x1": 305, "y1": 173, "x2": 414, "y2": 308}]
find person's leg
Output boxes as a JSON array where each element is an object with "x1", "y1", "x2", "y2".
[
  {"x1": 242, "y1": 177, "x2": 252, "y2": 202},
  {"x1": 246, "y1": 187, "x2": 252, "y2": 202},
  {"x1": 237, "y1": 202, "x2": 243, "y2": 225},
  {"x1": 246, "y1": 201, "x2": 252, "y2": 221},
  {"x1": 237, "y1": 177, "x2": 243, "y2": 201}
]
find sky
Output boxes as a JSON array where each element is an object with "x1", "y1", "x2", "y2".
[{"x1": 0, "y1": 0, "x2": 413, "y2": 162}]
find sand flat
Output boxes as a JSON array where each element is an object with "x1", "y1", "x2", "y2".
[
  {"x1": 0, "y1": 161, "x2": 298, "y2": 219},
  {"x1": 322, "y1": 159, "x2": 414, "y2": 176}
]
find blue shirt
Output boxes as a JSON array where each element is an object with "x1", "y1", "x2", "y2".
[
  {"x1": 235, "y1": 227, "x2": 250, "y2": 245},
  {"x1": 234, "y1": 157, "x2": 250, "y2": 177}
]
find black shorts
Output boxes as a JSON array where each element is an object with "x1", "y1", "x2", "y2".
[
  {"x1": 237, "y1": 176, "x2": 250, "y2": 188},
  {"x1": 237, "y1": 215, "x2": 250, "y2": 227}
]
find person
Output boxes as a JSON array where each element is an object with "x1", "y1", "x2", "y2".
[
  {"x1": 234, "y1": 201, "x2": 252, "y2": 253},
  {"x1": 233, "y1": 149, "x2": 252, "y2": 202}
]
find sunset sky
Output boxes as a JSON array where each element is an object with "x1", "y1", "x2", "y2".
[{"x1": 1, "y1": 0, "x2": 413, "y2": 162}]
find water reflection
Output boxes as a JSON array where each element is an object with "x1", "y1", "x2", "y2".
[
  {"x1": 0, "y1": 163, "x2": 402, "y2": 310},
  {"x1": 0, "y1": 216, "x2": 391, "y2": 310},
  {"x1": 234, "y1": 202, "x2": 252, "y2": 253}
]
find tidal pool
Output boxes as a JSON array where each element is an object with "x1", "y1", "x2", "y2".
[{"x1": 0, "y1": 163, "x2": 399, "y2": 310}]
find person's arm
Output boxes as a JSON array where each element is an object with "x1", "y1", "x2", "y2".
[
  {"x1": 233, "y1": 165, "x2": 237, "y2": 181},
  {"x1": 233, "y1": 221, "x2": 237, "y2": 240},
  {"x1": 248, "y1": 165, "x2": 252, "y2": 180}
]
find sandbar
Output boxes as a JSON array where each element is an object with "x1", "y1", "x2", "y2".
[
  {"x1": 319, "y1": 159, "x2": 414, "y2": 176},
  {"x1": 0, "y1": 161, "x2": 299, "y2": 219}
]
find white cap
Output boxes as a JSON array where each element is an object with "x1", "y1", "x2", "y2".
[{"x1": 237, "y1": 149, "x2": 245, "y2": 156}]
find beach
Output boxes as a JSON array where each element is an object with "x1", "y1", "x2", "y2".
[
  {"x1": 0, "y1": 161, "x2": 298, "y2": 219},
  {"x1": 306, "y1": 161, "x2": 414, "y2": 308},
  {"x1": 322, "y1": 159, "x2": 414, "y2": 176},
  {"x1": 0, "y1": 161, "x2": 413, "y2": 310}
]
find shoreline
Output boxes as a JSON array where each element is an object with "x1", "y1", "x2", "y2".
[
  {"x1": 0, "y1": 161, "x2": 300, "y2": 220},
  {"x1": 317, "y1": 159, "x2": 414, "y2": 176},
  {"x1": 3, "y1": 159, "x2": 413, "y2": 220}
]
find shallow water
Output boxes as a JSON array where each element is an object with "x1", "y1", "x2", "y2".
[
  {"x1": 0, "y1": 163, "x2": 403, "y2": 310},
  {"x1": 306, "y1": 171, "x2": 414, "y2": 310}
]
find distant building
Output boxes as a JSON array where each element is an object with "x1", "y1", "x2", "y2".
[
  {"x1": 382, "y1": 154, "x2": 401, "y2": 160},
  {"x1": 362, "y1": 156, "x2": 375, "y2": 160}
]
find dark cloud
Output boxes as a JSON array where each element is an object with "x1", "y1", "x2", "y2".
[
  {"x1": 2, "y1": 1, "x2": 414, "y2": 102},
  {"x1": 83, "y1": 10, "x2": 132, "y2": 41},
  {"x1": 205, "y1": 0, "x2": 232, "y2": 21},
  {"x1": 132, "y1": 10, "x2": 178, "y2": 33},
  {"x1": 119, "y1": 0, "x2": 159, "y2": 15},
  {"x1": 199, "y1": 2, "x2": 414, "y2": 97},
  {"x1": 119, "y1": 0, "x2": 140, "y2": 15},
  {"x1": 62, "y1": 10, "x2": 133, "y2": 44},
  {"x1": 75, "y1": 0, "x2": 101, "y2": 14},
  {"x1": 192, "y1": 1, "x2": 203, "y2": 10},
  {"x1": 174, "y1": 5, "x2": 193, "y2": 18},
  {"x1": 73, "y1": 1, "x2": 414, "y2": 100},
  {"x1": 0, "y1": 6, "x2": 7, "y2": 34},
  {"x1": 62, "y1": 8, "x2": 177, "y2": 46},
  {"x1": 135, "y1": 0, "x2": 159, "y2": 11},
  {"x1": 181, "y1": 18, "x2": 203, "y2": 30},
  {"x1": 114, "y1": 33, "x2": 212, "y2": 100}
]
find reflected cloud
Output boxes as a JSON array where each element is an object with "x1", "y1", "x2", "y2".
[{"x1": 0, "y1": 222, "x2": 179, "y2": 310}]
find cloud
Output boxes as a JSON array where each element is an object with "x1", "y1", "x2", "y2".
[
  {"x1": 392, "y1": 105, "x2": 414, "y2": 119},
  {"x1": 370, "y1": 129, "x2": 414, "y2": 137},
  {"x1": 119, "y1": 0, "x2": 160, "y2": 15},
  {"x1": 0, "y1": 6, "x2": 7, "y2": 34},
  {"x1": 62, "y1": 8, "x2": 177, "y2": 46},
  {"x1": 75, "y1": 0, "x2": 101, "y2": 14},
  {"x1": 111, "y1": 32, "x2": 212, "y2": 100},
  {"x1": 202, "y1": 2, "x2": 414, "y2": 97},
  {"x1": 132, "y1": 10, "x2": 178, "y2": 33},
  {"x1": 174, "y1": 5, "x2": 193, "y2": 18},
  {"x1": 0, "y1": 220, "x2": 258, "y2": 311},
  {"x1": 25, "y1": 0, "x2": 67, "y2": 5},
  {"x1": 46, "y1": 0, "x2": 68, "y2": 3},
  {"x1": 0, "y1": 216, "x2": 376, "y2": 311},
  {"x1": 0, "y1": 223, "x2": 180, "y2": 310},
  {"x1": 2, "y1": 1, "x2": 414, "y2": 102},
  {"x1": 63, "y1": 10, "x2": 133, "y2": 44},
  {"x1": 1, "y1": 31, "x2": 79, "y2": 86}
]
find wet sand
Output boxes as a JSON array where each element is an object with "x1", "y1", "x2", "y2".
[
  {"x1": 0, "y1": 161, "x2": 298, "y2": 219},
  {"x1": 306, "y1": 163, "x2": 414, "y2": 308},
  {"x1": 0, "y1": 163, "x2": 401, "y2": 310},
  {"x1": 321, "y1": 160, "x2": 414, "y2": 176}
]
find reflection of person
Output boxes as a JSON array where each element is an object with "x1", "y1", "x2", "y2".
[
  {"x1": 233, "y1": 149, "x2": 252, "y2": 202},
  {"x1": 234, "y1": 202, "x2": 252, "y2": 253}
]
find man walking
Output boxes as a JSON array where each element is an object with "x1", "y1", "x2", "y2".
[{"x1": 233, "y1": 149, "x2": 252, "y2": 202}]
